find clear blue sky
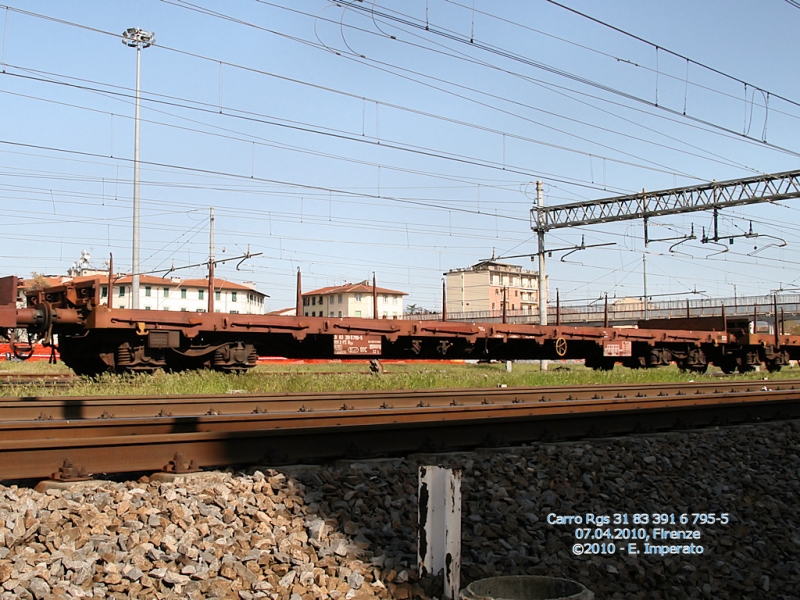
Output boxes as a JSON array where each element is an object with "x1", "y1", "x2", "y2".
[{"x1": 2, "y1": 0, "x2": 799, "y2": 311}]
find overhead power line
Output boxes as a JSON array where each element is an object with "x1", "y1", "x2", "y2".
[
  {"x1": 334, "y1": 0, "x2": 800, "y2": 155},
  {"x1": 548, "y1": 0, "x2": 800, "y2": 112},
  {"x1": 0, "y1": 137, "x2": 532, "y2": 222}
]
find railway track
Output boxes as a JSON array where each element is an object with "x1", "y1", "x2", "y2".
[
  {"x1": 0, "y1": 372, "x2": 76, "y2": 387},
  {"x1": 2, "y1": 380, "x2": 799, "y2": 480}
]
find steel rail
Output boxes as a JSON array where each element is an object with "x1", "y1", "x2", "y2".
[
  {"x1": 0, "y1": 379, "x2": 795, "y2": 422},
  {"x1": 2, "y1": 384, "x2": 800, "y2": 479}
]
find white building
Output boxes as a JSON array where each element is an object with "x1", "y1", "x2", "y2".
[
  {"x1": 302, "y1": 281, "x2": 407, "y2": 318},
  {"x1": 104, "y1": 275, "x2": 267, "y2": 314},
  {"x1": 22, "y1": 251, "x2": 269, "y2": 314}
]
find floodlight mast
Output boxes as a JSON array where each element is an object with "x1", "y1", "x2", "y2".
[{"x1": 122, "y1": 28, "x2": 155, "y2": 309}]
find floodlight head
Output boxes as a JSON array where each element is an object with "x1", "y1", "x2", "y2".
[{"x1": 122, "y1": 28, "x2": 155, "y2": 49}]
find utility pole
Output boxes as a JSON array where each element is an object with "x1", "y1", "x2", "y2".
[
  {"x1": 207, "y1": 207, "x2": 215, "y2": 314},
  {"x1": 642, "y1": 254, "x2": 648, "y2": 320},
  {"x1": 122, "y1": 27, "x2": 155, "y2": 309},
  {"x1": 537, "y1": 181, "x2": 547, "y2": 326},
  {"x1": 536, "y1": 180, "x2": 548, "y2": 371}
]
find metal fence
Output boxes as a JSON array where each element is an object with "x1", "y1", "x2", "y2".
[{"x1": 404, "y1": 294, "x2": 800, "y2": 325}]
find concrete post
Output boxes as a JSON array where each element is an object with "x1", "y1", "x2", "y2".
[{"x1": 418, "y1": 466, "x2": 461, "y2": 600}]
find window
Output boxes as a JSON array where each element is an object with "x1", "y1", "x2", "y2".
[
  {"x1": 311, "y1": 311, "x2": 315, "y2": 316},
  {"x1": 355, "y1": 310, "x2": 361, "y2": 317},
  {"x1": 230, "y1": 310, "x2": 239, "y2": 314},
  {"x1": 163, "y1": 288, "x2": 169, "y2": 298},
  {"x1": 180, "y1": 307, "x2": 187, "y2": 312},
  {"x1": 196, "y1": 309, "x2": 206, "y2": 312},
  {"x1": 145, "y1": 286, "x2": 151, "y2": 297},
  {"x1": 101, "y1": 286, "x2": 108, "y2": 298},
  {"x1": 163, "y1": 307, "x2": 169, "y2": 311},
  {"x1": 318, "y1": 296, "x2": 323, "y2": 305},
  {"x1": 383, "y1": 295, "x2": 388, "y2": 302},
  {"x1": 338, "y1": 294, "x2": 342, "y2": 303},
  {"x1": 330, "y1": 311, "x2": 334, "y2": 317},
  {"x1": 312, "y1": 297, "x2": 316, "y2": 306},
  {"x1": 338, "y1": 311, "x2": 342, "y2": 317},
  {"x1": 393, "y1": 296, "x2": 397, "y2": 304},
  {"x1": 355, "y1": 294, "x2": 362, "y2": 301},
  {"x1": 303, "y1": 297, "x2": 309, "y2": 306},
  {"x1": 181, "y1": 288, "x2": 187, "y2": 299},
  {"x1": 145, "y1": 306, "x2": 151, "y2": 310},
  {"x1": 198, "y1": 290, "x2": 204, "y2": 300},
  {"x1": 119, "y1": 287, "x2": 125, "y2": 297},
  {"x1": 215, "y1": 291, "x2": 221, "y2": 301}
]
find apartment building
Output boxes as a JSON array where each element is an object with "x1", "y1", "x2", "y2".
[{"x1": 444, "y1": 260, "x2": 546, "y2": 314}]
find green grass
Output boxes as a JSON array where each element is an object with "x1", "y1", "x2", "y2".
[{"x1": 1, "y1": 359, "x2": 798, "y2": 397}]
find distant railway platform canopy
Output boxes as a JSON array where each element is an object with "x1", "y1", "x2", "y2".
[{"x1": 532, "y1": 169, "x2": 800, "y2": 231}]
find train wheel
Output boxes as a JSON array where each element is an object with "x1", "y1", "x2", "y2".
[
  {"x1": 764, "y1": 350, "x2": 789, "y2": 373},
  {"x1": 116, "y1": 342, "x2": 165, "y2": 373},
  {"x1": 679, "y1": 348, "x2": 708, "y2": 373},
  {"x1": 212, "y1": 342, "x2": 258, "y2": 372}
]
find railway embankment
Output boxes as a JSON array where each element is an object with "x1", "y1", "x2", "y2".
[{"x1": 0, "y1": 419, "x2": 798, "y2": 599}]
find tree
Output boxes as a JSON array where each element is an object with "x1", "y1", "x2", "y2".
[{"x1": 25, "y1": 272, "x2": 51, "y2": 291}]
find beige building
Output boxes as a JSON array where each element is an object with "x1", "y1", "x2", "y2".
[
  {"x1": 302, "y1": 281, "x2": 407, "y2": 318},
  {"x1": 445, "y1": 260, "x2": 546, "y2": 315}
]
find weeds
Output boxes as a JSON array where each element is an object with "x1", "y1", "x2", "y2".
[{"x1": 1, "y1": 360, "x2": 797, "y2": 397}]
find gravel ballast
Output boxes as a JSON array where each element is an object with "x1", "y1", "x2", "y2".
[{"x1": 1, "y1": 419, "x2": 798, "y2": 599}]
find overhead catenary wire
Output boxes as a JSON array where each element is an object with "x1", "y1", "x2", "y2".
[
  {"x1": 1, "y1": 1, "x2": 798, "y2": 307},
  {"x1": 0, "y1": 2, "x2": 787, "y2": 184}
]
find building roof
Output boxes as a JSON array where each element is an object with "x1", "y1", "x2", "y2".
[
  {"x1": 303, "y1": 280, "x2": 407, "y2": 297},
  {"x1": 266, "y1": 307, "x2": 297, "y2": 316},
  {"x1": 446, "y1": 260, "x2": 536, "y2": 275},
  {"x1": 21, "y1": 274, "x2": 266, "y2": 295}
]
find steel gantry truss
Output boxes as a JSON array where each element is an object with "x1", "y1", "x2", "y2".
[{"x1": 532, "y1": 169, "x2": 800, "y2": 231}]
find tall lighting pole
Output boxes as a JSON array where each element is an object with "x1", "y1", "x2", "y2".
[
  {"x1": 536, "y1": 180, "x2": 548, "y2": 372},
  {"x1": 122, "y1": 27, "x2": 154, "y2": 309}
]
